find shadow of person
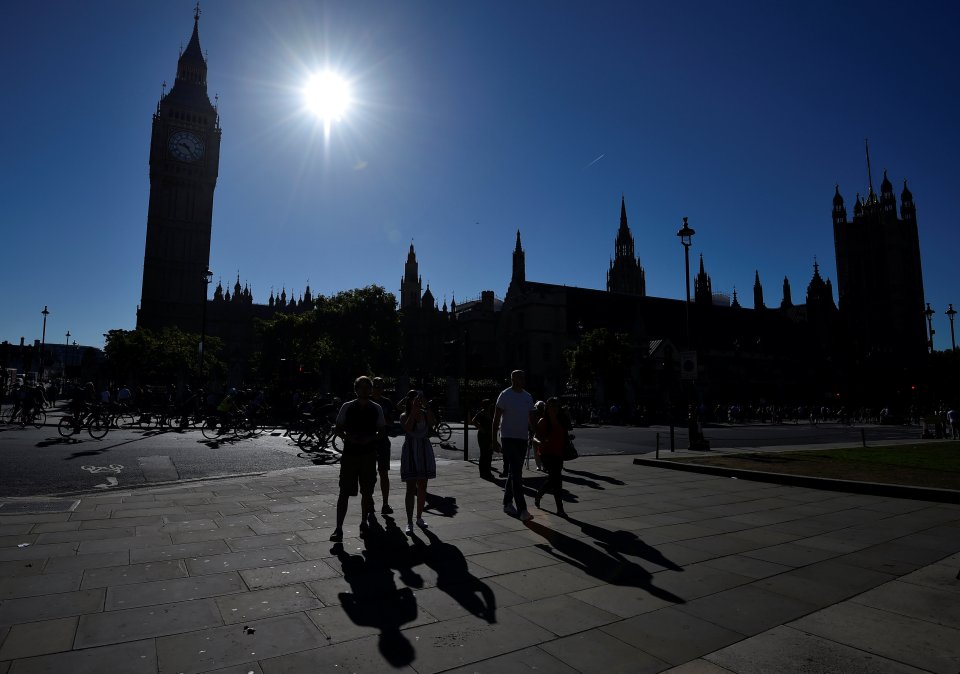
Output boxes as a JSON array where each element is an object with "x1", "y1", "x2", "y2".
[
  {"x1": 524, "y1": 520, "x2": 684, "y2": 604},
  {"x1": 414, "y1": 528, "x2": 497, "y2": 624},
  {"x1": 562, "y1": 468, "x2": 626, "y2": 486},
  {"x1": 363, "y1": 516, "x2": 425, "y2": 591},
  {"x1": 568, "y1": 517, "x2": 683, "y2": 572},
  {"x1": 332, "y1": 540, "x2": 417, "y2": 667},
  {"x1": 423, "y1": 492, "x2": 459, "y2": 518}
]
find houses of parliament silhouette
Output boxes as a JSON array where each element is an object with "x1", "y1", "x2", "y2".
[{"x1": 138, "y1": 10, "x2": 928, "y2": 408}]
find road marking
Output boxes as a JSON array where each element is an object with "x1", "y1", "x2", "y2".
[{"x1": 82, "y1": 464, "x2": 123, "y2": 490}]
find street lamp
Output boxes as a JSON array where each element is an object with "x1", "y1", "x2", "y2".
[
  {"x1": 199, "y1": 268, "x2": 213, "y2": 380},
  {"x1": 676, "y1": 217, "x2": 695, "y2": 343},
  {"x1": 946, "y1": 304, "x2": 957, "y2": 351},
  {"x1": 64, "y1": 330, "x2": 71, "y2": 384},
  {"x1": 40, "y1": 305, "x2": 49, "y2": 381},
  {"x1": 924, "y1": 303, "x2": 935, "y2": 353}
]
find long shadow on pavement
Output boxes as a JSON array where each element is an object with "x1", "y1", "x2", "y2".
[
  {"x1": 412, "y1": 527, "x2": 497, "y2": 623},
  {"x1": 525, "y1": 520, "x2": 685, "y2": 604},
  {"x1": 562, "y1": 467, "x2": 626, "y2": 486}
]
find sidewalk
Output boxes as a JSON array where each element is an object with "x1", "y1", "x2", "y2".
[{"x1": 0, "y1": 455, "x2": 957, "y2": 673}]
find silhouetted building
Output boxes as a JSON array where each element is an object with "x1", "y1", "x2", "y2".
[
  {"x1": 606, "y1": 196, "x2": 646, "y2": 295},
  {"x1": 138, "y1": 6, "x2": 221, "y2": 333},
  {"x1": 832, "y1": 154, "x2": 927, "y2": 387}
]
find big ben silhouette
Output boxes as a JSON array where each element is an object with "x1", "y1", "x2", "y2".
[{"x1": 138, "y1": 5, "x2": 221, "y2": 332}]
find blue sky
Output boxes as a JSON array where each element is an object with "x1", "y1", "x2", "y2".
[{"x1": 2, "y1": 1, "x2": 959, "y2": 350}]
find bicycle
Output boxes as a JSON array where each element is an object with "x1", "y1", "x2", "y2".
[
  {"x1": 4, "y1": 405, "x2": 46, "y2": 428},
  {"x1": 292, "y1": 415, "x2": 341, "y2": 452},
  {"x1": 58, "y1": 406, "x2": 110, "y2": 440},
  {"x1": 429, "y1": 411, "x2": 452, "y2": 442}
]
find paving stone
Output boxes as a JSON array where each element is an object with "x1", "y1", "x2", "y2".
[
  {"x1": 74, "y1": 598, "x2": 223, "y2": 648},
  {"x1": 186, "y1": 547, "x2": 304, "y2": 576},
  {"x1": 398, "y1": 607, "x2": 556, "y2": 673},
  {"x1": 238, "y1": 559, "x2": 339, "y2": 590},
  {"x1": 0, "y1": 617, "x2": 77, "y2": 660},
  {"x1": 206, "y1": 664, "x2": 263, "y2": 674},
  {"x1": 171, "y1": 525, "x2": 258, "y2": 545},
  {"x1": 660, "y1": 659, "x2": 733, "y2": 673},
  {"x1": 509, "y1": 594, "x2": 620, "y2": 636},
  {"x1": 539, "y1": 626, "x2": 670, "y2": 674},
  {"x1": 752, "y1": 559, "x2": 894, "y2": 605},
  {"x1": 441, "y1": 645, "x2": 580, "y2": 674},
  {"x1": 216, "y1": 584, "x2": 322, "y2": 624},
  {"x1": 76, "y1": 534, "x2": 172, "y2": 554},
  {"x1": 42, "y1": 551, "x2": 130, "y2": 574},
  {"x1": 28, "y1": 522, "x2": 80, "y2": 534},
  {"x1": 0, "y1": 588, "x2": 104, "y2": 624},
  {"x1": 106, "y1": 572, "x2": 245, "y2": 610},
  {"x1": 77, "y1": 516, "x2": 164, "y2": 530},
  {"x1": 257, "y1": 636, "x2": 415, "y2": 673},
  {"x1": 852, "y1": 579, "x2": 960, "y2": 630},
  {"x1": 467, "y1": 547, "x2": 559, "y2": 574},
  {"x1": 156, "y1": 613, "x2": 328, "y2": 674},
  {"x1": 741, "y1": 541, "x2": 841, "y2": 567},
  {"x1": 0, "y1": 542, "x2": 79, "y2": 562},
  {"x1": 601, "y1": 605, "x2": 746, "y2": 665},
  {"x1": 305, "y1": 587, "x2": 435, "y2": 645},
  {"x1": 897, "y1": 559, "x2": 960, "y2": 595},
  {"x1": 129, "y1": 539, "x2": 231, "y2": 563},
  {"x1": 676, "y1": 583, "x2": 820, "y2": 637},
  {"x1": 648, "y1": 563, "x2": 754, "y2": 602},
  {"x1": 226, "y1": 533, "x2": 304, "y2": 552},
  {"x1": 81, "y1": 559, "x2": 187, "y2": 589},
  {"x1": 4, "y1": 638, "x2": 156, "y2": 674},
  {"x1": 34, "y1": 528, "x2": 136, "y2": 544},
  {"x1": 0, "y1": 570, "x2": 82, "y2": 599},
  {"x1": 698, "y1": 554, "x2": 793, "y2": 580},
  {"x1": 485, "y1": 564, "x2": 601, "y2": 601},
  {"x1": 0, "y1": 525, "x2": 34, "y2": 536},
  {"x1": 0, "y1": 560, "x2": 45, "y2": 578},
  {"x1": 705, "y1": 624, "x2": 931, "y2": 674}
]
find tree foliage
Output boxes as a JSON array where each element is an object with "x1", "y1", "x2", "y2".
[
  {"x1": 565, "y1": 328, "x2": 636, "y2": 403},
  {"x1": 103, "y1": 327, "x2": 224, "y2": 385},
  {"x1": 253, "y1": 285, "x2": 400, "y2": 391}
]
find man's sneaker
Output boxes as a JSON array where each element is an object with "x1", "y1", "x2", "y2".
[
  {"x1": 329, "y1": 529, "x2": 343, "y2": 542},
  {"x1": 381, "y1": 504, "x2": 393, "y2": 515},
  {"x1": 416, "y1": 517, "x2": 428, "y2": 529},
  {"x1": 519, "y1": 510, "x2": 533, "y2": 522},
  {"x1": 404, "y1": 522, "x2": 413, "y2": 535},
  {"x1": 503, "y1": 504, "x2": 519, "y2": 516}
]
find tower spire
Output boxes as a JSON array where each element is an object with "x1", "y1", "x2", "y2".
[{"x1": 865, "y1": 138, "x2": 876, "y2": 200}]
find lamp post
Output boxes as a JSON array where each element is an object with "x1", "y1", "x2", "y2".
[
  {"x1": 946, "y1": 304, "x2": 957, "y2": 352},
  {"x1": 199, "y1": 268, "x2": 213, "y2": 380},
  {"x1": 64, "y1": 330, "x2": 71, "y2": 385},
  {"x1": 39, "y1": 305, "x2": 49, "y2": 381},
  {"x1": 924, "y1": 303, "x2": 936, "y2": 353},
  {"x1": 676, "y1": 218, "x2": 695, "y2": 344}
]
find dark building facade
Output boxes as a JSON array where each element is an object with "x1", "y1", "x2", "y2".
[
  {"x1": 832, "y1": 166, "x2": 927, "y2": 393},
  {"x1": 138, "y1": 7, "x2": 221, "y2": 333}
]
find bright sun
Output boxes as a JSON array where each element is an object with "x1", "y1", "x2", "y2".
[{"x1": 303, "y1": 71, "x2": 352, "y2": 122}]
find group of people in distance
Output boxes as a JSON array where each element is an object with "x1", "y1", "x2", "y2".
[{"x1": 330, "y1": 369, "x2": 571, "y2": 541}]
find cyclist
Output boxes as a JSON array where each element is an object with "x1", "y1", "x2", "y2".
[{"x1": 70, "y1": 382, "x2": 97, "y2": 431}]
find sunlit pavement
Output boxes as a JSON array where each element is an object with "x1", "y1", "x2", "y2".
[{"x1": 0, "y1": 454, "x2": 957, "y2": 673}]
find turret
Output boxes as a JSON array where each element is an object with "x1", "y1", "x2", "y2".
[
  {"x1": 781, "y1": 276, "x2": 793, "y2": 309},
  {"x1": 879, "y1": 169, "x2": 896, "y2": 215},
  {"x1": 832, "y1": 185, "x2": 847, "y2": 226},
  {"x1": 511, "y1": 230, "x2": 525, "y2": 286},
  {"x1": 753, "y1": 270, "x2": 765, "y2": 310},
  {"x1": 694, "y1": 254, "x2": 712, "y2": 305},
  {"x1": 900, "y1": 180, "x2": 916, "y2": 222}
]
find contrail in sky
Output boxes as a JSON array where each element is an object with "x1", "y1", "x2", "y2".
[{"x1": 584, "y1": 153, "x2": 605, "y2": 169}]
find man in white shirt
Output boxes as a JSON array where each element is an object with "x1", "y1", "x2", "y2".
[{"x1": 492, "y1": 370, "x2": 535, "y2": 521}]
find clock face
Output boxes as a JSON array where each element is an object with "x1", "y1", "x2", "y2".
[{"x1": 168, "y1": 130, "x2": 204, "y2": 162}]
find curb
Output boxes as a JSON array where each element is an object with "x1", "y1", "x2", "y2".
[{"x1": 632, "y1": 456, "x2": 960, "y2": 504}]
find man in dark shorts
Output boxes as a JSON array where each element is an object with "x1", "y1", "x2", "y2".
[
  {"x1": 371, "y1": 377, "x2": 395, "y2": 514},
  {"x1": 331, "y1": 376, "x2": 385, "y2": 541}
]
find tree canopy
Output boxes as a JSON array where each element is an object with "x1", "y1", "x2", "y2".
[{"x1": 103, "y1": 327, "x2": 224, "y2": 385}]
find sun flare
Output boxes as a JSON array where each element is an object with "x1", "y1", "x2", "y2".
[{"x1": 303, "y1": 71, "x2": 352, "y2": 122}]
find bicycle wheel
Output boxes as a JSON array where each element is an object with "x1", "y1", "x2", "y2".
[
  {"x1": 58, "y1": 416, "x2": 78, "y2": 438},
  {"x1": 88, "y1": 415, "x2": 109, "y2": 439},
  {"x1": 113, "y1": 412, "x2": 136, "y2": 429},
  {"x1": 201, "y1": 417, "x2": 222, "y2": 439},
  {"x1": 30, "y1": 409, "x2": 47, "y2": 429},
  {"x1": 436, "y1": 422, "x2": 452, "y2": 442},
  {"x1": 328, "y1": 431, "x2": 341, "y2": 452}
]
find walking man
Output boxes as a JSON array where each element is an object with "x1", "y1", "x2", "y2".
[
  {"x1": 331, "y1": 376, "x2": 385, "y2": 541},
  {"x1": 371, "y1": 377, "x2": 395, "y2": 514},
  {"x1": 492, "y1": 370, "x2": 535, "y2": 521}
]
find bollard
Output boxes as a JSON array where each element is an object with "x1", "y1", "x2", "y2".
[{"x1": 861, "y1": 428, "x2": 866, "y2": 448}]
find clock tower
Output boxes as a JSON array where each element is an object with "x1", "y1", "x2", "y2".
[{"x1": 138, "y1": 5, "x2": 221, "y2": 332}]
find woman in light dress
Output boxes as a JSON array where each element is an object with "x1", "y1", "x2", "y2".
[{"x1": 400, "y1": 390, "x2": 437, "y2": 534}]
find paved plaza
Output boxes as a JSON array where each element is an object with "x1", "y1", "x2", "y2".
[{"x1": 0, "y1": 454, "x2": 957, "y2": 673}]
